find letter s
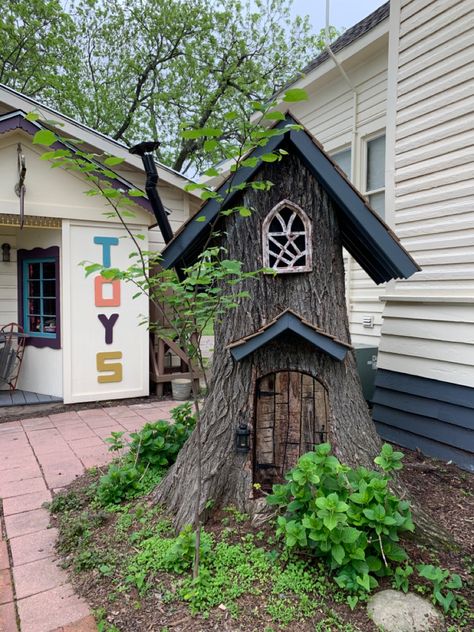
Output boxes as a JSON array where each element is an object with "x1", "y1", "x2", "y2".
[{"x1": 96, "y1": 351, "x2": 123, "y2": 383}]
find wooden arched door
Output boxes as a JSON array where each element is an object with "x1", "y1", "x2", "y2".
[{"x1": 254, "y1": 371, "x2": 329, "y2": 491}]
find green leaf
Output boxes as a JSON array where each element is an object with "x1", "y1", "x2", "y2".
[
  {"x1": 203, "y1": 167, "x2": 219, "y2": 177},
  {"x1": 33, "y1": 129, "x2": 57, "y2": 147},
  {"x1": 331, "y1": 543, "x2": 345, "y2": 565},
  {"x1": 182, "y1": 127, "x2": 221, "y2": 139},
  {"x1": 203, "y1": 139, "x2": 219, "y2": 152},
  {"x1": 238, "y1": 208, "x2": 252, "y2": 217},
  {"x1": 195, "y1": 216, "x2": 207, "y2": 222},
  {"x1": 341, "y1": 527, "x2": 361, "y2": 544},
  {"x1": 263, "y1": 110, "x2": 286, "y2": 121},
  {"x1": 127, "y1": 189, "x2": 145, "y2": 197},
  {"x1": 25, "y1": 112, "x2": 40, "y2": 122},
  {"x1": 223, "y1": 111, "x2": 238, "y2": 121},
  {"x1": 282, "y1": 88, "x2": 308, "y2": 102},
  {"x1": 447, "y1": 574, "x2": 462, "y2": 590},
  {"x1": 347, "y1": 595, "x2": 358, "y2": 610},
  {"x1": 261, "y1": 153, "x2": 279, "y2": 163},
  {"x1": 104, "y1": 156, "x2": 124, "y2": 166}
]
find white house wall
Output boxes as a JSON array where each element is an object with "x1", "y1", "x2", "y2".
[
  {"x1": 377, "y1": 0, "x2": 474, "y2": 385},
  {"x1": 0, "y1": 225, "x2": 17, "y2": 325},
  {"x1": 373, "y1": 0, "x2": 474, "y2": 470},
  {"x1": 16, "y1": 228, "x2": 63, "y2": 397},
  {"x1": 287, "y1": 35, "x2": 389, "y2": 345}
]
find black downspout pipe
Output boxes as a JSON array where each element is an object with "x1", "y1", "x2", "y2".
[{"x1": 129, "y1": 141, "x2": 174, "y2": 245}]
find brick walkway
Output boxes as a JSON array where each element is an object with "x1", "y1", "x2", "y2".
[{"x1": 0, "y1": 400, "x2": 178, "y2": 632}]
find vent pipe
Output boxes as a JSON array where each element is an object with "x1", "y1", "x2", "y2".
[{"x1": 129, "y1": 141, "x2": 174, "y2": 244}]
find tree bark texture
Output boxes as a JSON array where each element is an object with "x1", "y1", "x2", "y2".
[{"x1": 154, "y1": 151, "x2": 386, "y2": 529}]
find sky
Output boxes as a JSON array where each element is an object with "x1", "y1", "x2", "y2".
[{"x1": 289, "y1": 0, "x2": 386, "y2": 33}]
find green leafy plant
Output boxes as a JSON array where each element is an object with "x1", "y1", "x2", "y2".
[
  {"x1": 392, "y1": 564, "x2": 414, "y2": 593},
  {"x1": 267, "y1": 443, "x2": 414, "y2": 596},
  {"x1": 49, "y1": 490, "x2": 84, "y2": 513},
  {"x1": 416, "y1": 564, "x2": 463, "y2": 613},
  {"x1": 95, "y1": 403, "x2": 195, "y2": 507}
]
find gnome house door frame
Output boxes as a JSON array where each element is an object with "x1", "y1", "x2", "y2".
[{"x1": 254, "y1": 371, "x2": 329, "y2": 491}]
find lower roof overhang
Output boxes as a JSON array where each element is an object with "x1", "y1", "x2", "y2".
[{"x1": 227, "y1": 310, "x2": 352, "y2": 362}]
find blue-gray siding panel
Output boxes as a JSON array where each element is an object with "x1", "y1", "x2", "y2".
[
  {"x1": 373, "y1": 369, "x2": 474, "y2": 471},
  {"x1": 374, "y1": 405, "x2": 473, "y2": 451},
  {"x1": 375, "y1": 369, "x2": 474, "y2": 409},
  {"x1": 372, "y1": 390, "x2": 474, "y2": 430}
]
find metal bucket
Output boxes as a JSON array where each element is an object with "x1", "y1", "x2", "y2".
[{"x1": 171, "y1": 378, "x2": 192, "y2": 401}]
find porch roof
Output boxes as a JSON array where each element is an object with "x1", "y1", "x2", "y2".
[{"x1": 0, "y1": 110, "x2": 156, "y2": 219}]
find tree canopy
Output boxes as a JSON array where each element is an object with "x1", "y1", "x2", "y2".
[{"x1": 1, "y1": 0, "x2": 337, "y2": 173}]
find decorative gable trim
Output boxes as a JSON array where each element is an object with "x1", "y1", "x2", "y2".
[
  {"x1": 262, "y1": 200, "x2": 312, "y2": 273},
  {"x1": 227, "y1": 309, "x2": 352, "y2": 362}
]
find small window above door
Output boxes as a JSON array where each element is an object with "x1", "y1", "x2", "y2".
[{"x1": 262, "y1": 200, "x2": 312, "y2": 273}]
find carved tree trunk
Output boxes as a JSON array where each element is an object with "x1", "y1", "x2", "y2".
[
  {"x1": 153, "y1": 153, "x2": 449, "y2": 544},
  {"x1": 153, "y1": 153, "x2": 384, "y2": 529}
]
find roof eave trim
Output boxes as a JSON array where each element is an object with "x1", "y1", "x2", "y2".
[
  {"x1": 228, "y1": 313, "x2": 350, "y2": 362},
  {"x1": 0, "y1": 110, "x2": 155, "y2": 218}
]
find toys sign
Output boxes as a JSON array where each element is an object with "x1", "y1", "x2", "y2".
[{"x1": 93, "y1": 236, "x2": 122, "y2": 383}]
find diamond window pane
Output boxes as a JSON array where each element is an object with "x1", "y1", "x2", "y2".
[
  {"x1": 331, "y1": 148, "x2": 351, "y2": 179},
  {"x1": 366, "y1": 135, "x2": 385, "y2": 192}
]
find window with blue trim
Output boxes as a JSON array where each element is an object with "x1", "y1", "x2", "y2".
[
  {"x1": 23, "y1": 259, "x2": 57, "y2": 337},
  {"x1": 18, "y1": 246, "x2": 60, "y2": 349}
]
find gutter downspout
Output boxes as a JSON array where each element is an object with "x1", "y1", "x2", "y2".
[
  {"x1": 129, "y1": 141, "x2": 174, "y2": 244},
  {"x1": 325, "y1": 0, "x2": 358, "y2": 316},
  {"x1": 324, "y1": 0, "x2": 359, "y2": 181}
]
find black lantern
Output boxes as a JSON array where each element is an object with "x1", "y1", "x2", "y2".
[
  {"x1": 235, "y1": 421, "x2": 250, "y2": 453},
  {"x1": 1, "y1": 243, "x2": 11, "y2": 262}
]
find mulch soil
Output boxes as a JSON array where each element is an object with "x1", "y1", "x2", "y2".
[{"x1": 50, "y1": 446, "x2": 474, "y2": 632}]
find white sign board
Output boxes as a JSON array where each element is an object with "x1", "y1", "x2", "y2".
[{"x1": 62, "y1": 221, "x2": 149, "y2": 403}]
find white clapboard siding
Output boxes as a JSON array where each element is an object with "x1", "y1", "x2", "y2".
[
  {"x1": 0, "y1": 228, "x2": 18, "y2": 324},
  {"x1": 393, "y1": 0, "x2": 474, "y2": 290},
  {"x1": 289, "y1": 42, "x2": 389, "y2": 345},
  {"x1": 379, "y1": 0, "x2": 474, "y2": 388}
]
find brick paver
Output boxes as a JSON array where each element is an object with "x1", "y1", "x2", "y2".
[{"x1": 0, "y1": 399, "x2": 178, "y2": 632}]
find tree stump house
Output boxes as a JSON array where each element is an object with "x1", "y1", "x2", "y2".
[{"x1": 155, "y1": 116, "x2": 420, "y2": 525}]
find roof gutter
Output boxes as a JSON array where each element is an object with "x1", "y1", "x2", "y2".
[{"x1": 129, "y1": 141, "x2": 174, "y2": 244}]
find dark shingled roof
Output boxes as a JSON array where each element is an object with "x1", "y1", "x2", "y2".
[
  {"x1": 276, "y1": 2, "x2": 389, "y2": 96},
  {"x1": 227, "y1": 310, "x2": 352, "y2": 362},
  {"x1": 161, "y1": 114, "x2": 420, "y2": 284}
]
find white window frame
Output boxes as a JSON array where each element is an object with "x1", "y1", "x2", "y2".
[
  {"x1": 362, "y1": 132, "x2": 386, "y2": 217},
  {"x1": 262, "y1": 199, "x2": 312, "y2": 274}
]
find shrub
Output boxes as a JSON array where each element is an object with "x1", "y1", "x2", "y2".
[
  {"x1": 96, "y1": 402, "x2": 195, "y2": 507},
  {"x1": 266, "y1": 443, "x2": 414, "y2": 595}
]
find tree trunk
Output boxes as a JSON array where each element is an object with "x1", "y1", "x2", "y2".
[{"x1": 153, "y1": 152, "x2": 450, "y2": 544}]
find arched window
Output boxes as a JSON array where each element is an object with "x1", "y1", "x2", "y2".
[{"x1": 262, "y1": 200, "x2": 312, "y2": 273}]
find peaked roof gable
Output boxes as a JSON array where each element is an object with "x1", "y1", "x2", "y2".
[
  {"x1": 227, "y1": 309, "x2": 352, "y2": 362},
  {"x1": 161, "y1": 115, "x2": 420, "y2": 284},
  {"x1": 0, "y1": 83, "x2": 198, "y2": 195},
  {"x1": 0, "y1": 110, "x2": 155, "y2": 219}
]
